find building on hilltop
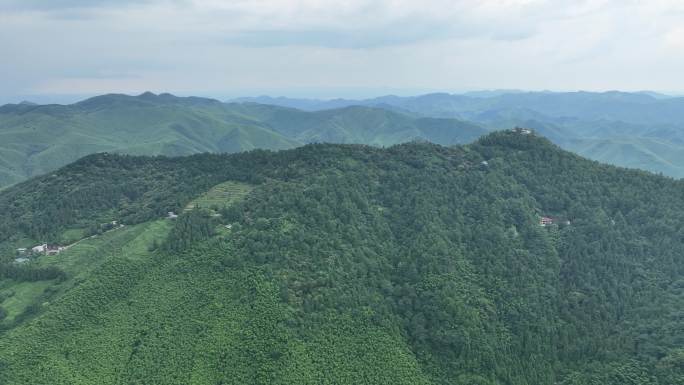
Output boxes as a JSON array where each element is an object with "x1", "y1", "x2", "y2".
[{"x1": 512, "y1": 127, "x2": 532, "y2": 135}]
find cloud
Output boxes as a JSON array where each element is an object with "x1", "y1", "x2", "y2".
[
  {"x1": 1, "y1": 0, "x2": 684, "y2": 102},
  {"x1": 0, "y1": 0, "x2": 156, "y2": 10},
  {"x1": 190, "y1": 0, "x2": 547, "y2": 47},
  {"x1": 664, "y1": 26, "x2": 684, "y2": 49}
]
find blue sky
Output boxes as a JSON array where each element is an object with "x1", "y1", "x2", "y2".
[{"x1": 1, "y1": 0, "x2": 684, "y2": 103}]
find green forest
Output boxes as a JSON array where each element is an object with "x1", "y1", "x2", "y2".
[
  {"x1": 0, "y1": 130, "x2": 682, "y2": 384},
  {"x1": 0, "y1": 92, "x2": 484, "y2": 187}
]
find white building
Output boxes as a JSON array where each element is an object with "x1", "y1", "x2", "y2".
[{"x1": 32, "y1": 243, "x2": 47, "y2": 253}]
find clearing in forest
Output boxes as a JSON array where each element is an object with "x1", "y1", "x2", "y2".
[
  {"x1": 0, "y1": 220, "x2": 172, "y2": 324},
  {"x1": 185, "y1": 181, "x2": 252, "y2": 211}
]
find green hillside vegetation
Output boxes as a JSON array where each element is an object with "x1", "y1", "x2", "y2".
[
  {"x1": 0, "y1": 93, "x2": 298, "y2": 187},
  {"x1": 229, "y1": 103, "x2": 485, "y2": 146},
  {"x1": 0, "y1": 221, "x2": 171, "y2": 327},
  {"x1": 0, "y1": 92, "x2": 486, "y2": 188},
  {"x1": 8, "y1": 90, "x2": 684, "y2": 188},
  {"x1": 562, "y1": 136, "x2": 684, "y2": 177},
  {"x1": 0, "y1": 131, "x2": 682, "y2": 384},
  {"x1": 236, "y1": 91, "x2": 684, "y2": 178},
  {"x1": 185, "y1": 181, "x2": 253, "y2": 211},
  {"x1": 473, "y1": 116, "x2": 684, "y2": 178}
]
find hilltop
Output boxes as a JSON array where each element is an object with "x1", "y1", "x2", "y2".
[
  {"x1": 0, "y1": 92, "x2": 485, "y2": 188},
  {"x1": 6, "y1": 90, "x2": 684, "y2": 190},
  {"x1": 0, "y1": 131, "x2": 682, "y2": 384},
  {"x1": 234, "y1": 91, "x2": 684, "y2": 177}
]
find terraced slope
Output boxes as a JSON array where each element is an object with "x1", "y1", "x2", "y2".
[{"x1": 185, "y1": 181, "x2": 253, "y2": 211}]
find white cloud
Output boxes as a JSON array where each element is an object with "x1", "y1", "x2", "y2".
[{"x1": 1, "y1": 0, "x2": 684, "y2": 102}]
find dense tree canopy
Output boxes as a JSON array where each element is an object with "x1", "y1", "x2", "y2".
[{"x1": 0, "y1": 131, "x2": 682, "y2": 384}]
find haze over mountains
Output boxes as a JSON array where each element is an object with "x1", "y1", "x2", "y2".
[
  {"x1": 235, "y1": 91, "x2": 684, "y2": 178},
  {"x1": 0, "y1": 92, "x2": 483, "y2": 188},
  {"x1": 4, "y1": 90, "x2": 684, "y2": 189}
]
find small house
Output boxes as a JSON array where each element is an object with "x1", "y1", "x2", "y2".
[
  {"x1": 32, "y1": 243, "x2": 48, "y2": 253},
  {"x1": 14, "y1": 257, "x2": 29, "y2": 264},
  {"x1": 540, "y1": 216, "x2": 571, "y2": 227},
  {"x1": 167, "y1": 211, "x2": 178, "y2": 219},
  {"x1": 29, "y1": 243, "x2": 64, "y2": 255},
  {"x1": 16, "y1": 248, "x2": 27, "y2": 254},
  {"x1": 540, "y1": 217, "x2": 555, "y2": 226},
  {"x1": 46, "y1": 245, "x2": 65, "y2": 256}
]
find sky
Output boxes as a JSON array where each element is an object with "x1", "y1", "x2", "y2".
[{"x1": 1, "y1": 0, "x2": 684, "y2": 104}]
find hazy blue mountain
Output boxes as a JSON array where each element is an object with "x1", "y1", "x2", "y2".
[
  {"x1": 228, "y1": 103, "x2": 485, "y2": 146},
  {"x1": 461, "y1": 89, "x2": 527, "y2": 97},
  {"x1": 6, "y1": 90, "x2": 684, "y2": 187},
  {"x1": 230, "y1": 95, "x2": 361, "y2": 111},
  {"x1": 235, "y1": 91, "x2": 684, "y2": 123},
  {"x1": 232, "y1": 91, "x2": 684, "y2": 177}
]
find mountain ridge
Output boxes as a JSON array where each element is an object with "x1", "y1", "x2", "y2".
[
  {"x1": 231, "y1": 91, "x2": 684, "y2": 178},
  {"x1": 0, "y1": 92, "x2": 486, "y2": 188},
  {"x1": 6, "y1": 89, "x2": 684, "y2": 189},
  {"x1": 0, "y1": 131, "x2": 682, "y2": 384}
]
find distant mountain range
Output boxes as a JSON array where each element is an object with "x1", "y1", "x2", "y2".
[
  {"x1": 233, "y1": 91, "x2": 684, "y2": 177},
  {"x1": 0, "y1": 92, "x2": 484, "y2": 187},
  {"x1": 4, "y1": 90, "x2": 684, "y2": 188}
]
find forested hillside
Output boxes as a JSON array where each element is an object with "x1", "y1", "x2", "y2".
[
  {"x1": 0, "y1": 131, "x2": 682, "y2": 384},
  {"x1": 236, "y1": 91, "x2": 684, "y2": 177},
  {"x1": 0, "y1": 92, "x2": 484, "y2": 188},
  {"x1": 7, "y1": 90, "x2": 684, "y2": 191}
]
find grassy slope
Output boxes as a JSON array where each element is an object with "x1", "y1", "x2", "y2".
[
  {"x1": 0, "y1": 221, "x2": 172, "y2": 324},
  {"x1": 185, "y1": 181, "x2": 253, "y2": 211},
  {"x1": 0, "y1": 177, "x2": 252, "y2": 329}
]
